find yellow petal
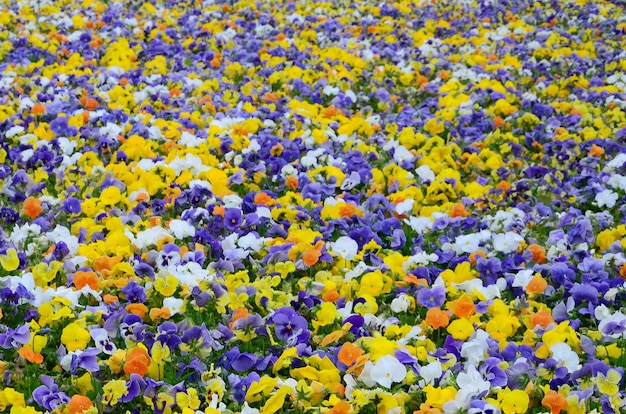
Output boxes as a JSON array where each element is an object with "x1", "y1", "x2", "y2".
[
  {"x1": 260, "y1": 386, "x2": 290, "y2": 414},
  {"x1": 0, "y1": 248, "x2": 19, "y2": 271}
]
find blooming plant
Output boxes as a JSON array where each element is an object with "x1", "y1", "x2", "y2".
[{"x1": 0, "y1": 0, "x2": 625, "y2": 413}]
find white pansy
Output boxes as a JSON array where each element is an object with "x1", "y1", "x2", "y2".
[
  {"x1": 47, "y1": 225, "x2": 78, "y2": 256},
  {"x1": 488, "y1": 210, "x2": 517, "y2": 232},
  {"x1": 223, "y1": 194, "x2": 243, "y2": 208},
  {"x1": 91, "y1": 328, "x2": 117, "y2": 355},
  {"x1": 20, "y1": 149, "x2": 34, "y2": 162},
  {"x1": 99, "y1": 122, "x2": 122, "y2": 139},
  {"x1": 456, "y1": 279, "x2": 500, "y2": 300},
  {"x1": 337, "y1": 301, "x2": 354, "y2": 321},
  {"x1": 393, "y1": 145, "x2": 414, "y2": 163},
  {"x1": 397, "y1": 326, "x2": 425, "y2": 346},
  {"x1": 280, "y1": 164, "x2": 298, "y2": 179},
  {"x1": 221, "y1": 233, "x2": 238, "y2": 251},
  {"x1": 404, "y1": 216, "x2": 433, "y2": 234},
  {"x1": 403, "y1": 252, "x2": 439, "y2": 269},
  {"x1": 345, "y1": 261, "x2": 368, "y2": 280},
  {"x1": 189, "y1": 180, "x2": 212, "y2": 190},
  {"x1": 9, "y1": 223, "x2": 41, "y2": 247},
  {"x1": 40, "y1": 196, "x2": 60, "y2": 206},
  {"x1": 443, "y1": 396, "x2": 466, "y2": 414},
  {"x1": 209, "y1": 116, "x2": 246, "y2": 129},
  {"x1": 369, "y1": 355, "x2": 407, "y2": 388},
  {"x1": 168, "y1": 154, "x2": 209, "y2": 175},
  {"x1": 607, "y1": 174, "x2": 626, "y2": 191},
  {"x1": 512, "y1": 269, "x2": 535, "y2": 289},
  {"x1": 357, "y1": 361, "x2": 377, "y2": 388},
  {"x1": 419, "y1": 361, "x2": 442, "y2": 386},
  {"x1": 331, "y1": 236, "x2": 359, "y2": 261},
  {"x1": 242, "y1": 139, "x2": 261, "y2": 154},
  {"x1": 256, "y1": 206, "x2": 272, "y2": 219},
  {"x1": 598, "y1": 311, "x2": 626, "y2": 339},
  {"x1": 238, "y1": 233, "x2": 264, "y2": 252},
  {"x1": 395, "y1": 199, "x2": 414, "y2": 215},
  {"x1": 18, "y1": 96, "x2": 34, "y2": 111},
  {"x1": 240, "y1": 402, "x2": 260, "y2": 414},
  {"x1": 595, "y1": 189, "x2": 618, "y2": 208},
  {"x1": 206, "y1": 393, "x2": 227, "y2": 412},
  {"x1": 137, "y1": 158, "x2": 164, "y2": 171},
  {"x1": 604, "y1": 153, "x2": 626, "y2": 172},
  {"x1": 128, "y1": 188, "x2": 150, "y2": 203},
  {"x1": 456, "y1": 364, "x2": 490, "y2": 400},
  {"x1": 416, "y1": 165, "x2": 435, "y2": 182},
  {"x1": 323, "y1": 85, "x2": 340, "y2": 95},
  {"x1": 134, "y1": 227, "x2": 171, "y2": 250},
  {"x1": 340, "y1": 171, "x2": 361, "y2": 191},
  {"x1": 6, "y1": 125, "x2": 24, "y2": 138},
  {"x1": 390, "y1": 294, "x2": 410, "y2": 313},
  {"x1": 169, "y1": 219, "x2": 195, "y2": 239},
  {"x1": 179, "y1": 131, "x2": 204, "y2": 147},
  {"x1": 163, "y1": 297, "x2": 185, "y2": 315},
  {"x1": 343, "y1": 374, "x2": 357, "y2": 399},
  {"x1": 461, "y1": 330, "x2": 490, "y2": 366},
  {"x1": 604, "y1": 288, "x2": 619, "y2": 301},
  {"x1": 77, "y1": 285, "x2": 102, "y2": 302},
  {"x1": 454, "y1": 234, "x2": 481, "y2": 254},
  {"x1": 18, "y1": 133, "x2": 37, "y2": 146},
  {"x1": 344, "y1": 90, "x2": 357, "y2": 103},
  {"x1": 550, "y1": 342, "x2": 581, "y2": 373},
  {"x1": 167, "y1": 261, "x2": 212, "y2": 288},
  {"x1": 69, "y1": 255, "x2": 89, "y2": 270},
  {"x1": 493, "y1": 232, "x2": 524, "y2": 254}
]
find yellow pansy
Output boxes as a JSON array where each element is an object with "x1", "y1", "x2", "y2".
[
  {"x1": 246, "y1": 376, "x2": 278, "y2": 403},
  {"x1": 365, "y1": 335, "x2": 398, "y2": 361},
  {"x1": 274, "y1": 261, "x2": 296, "y2": 279},
  {"x1": 176, "y1": 388, "x2": 201, "y2": 410},
  {"x1": 357, "y1": 271, "x2": 385, "y2": 297},
  {"x1": 261, "y1": 386, "x2": 292, "y2": 413},
  {"x1": 312, "y1": 302, "x2": 339, "y2": 330},
  {"x1": 61, "y1": 322, "x2": 91, "y2": 351},
  {"x1": 353, "y1": 294, "x2": 378, "y2": 316},
  {"x1": 100, "y1": 186, "x2": 122, "y2": 206},
  {"x1": 597, "y1": 369, "x2": 622, "y2": 396},
  {"x1": 155, "y1": 275, "x2": 179, "y2": 296},
  {"x1": 423, "y1": 385, "x2": 457, "y2": 409},
  {"x1": 424, "y1": 118, "x2": 445, "y2": 136},
  {"x1": 102, "y1": 380, "x2": 128, "y2": 405},
  {"x1": 542, "y1": 321, "x2": 579, "y2": 349},
  {"x1": 440, "y1": 261, "x2": 475, "y2": 285},
  {"x1": 485, "y1": 314, "x2": 519, "y2": 343},
  {"x1": 273, "y1": 347, "x2": 298, "y2": 373},
  {"x1": 566, "y1": 394, "x2": 586, "y2": 414},
  {"x1": 8, "y1": 407, "x2": 41, "y2": 414},
  {"x1": 38, "y1": 303, "x2": 73, "y2": 326},
  {"x1": 0, "y1": 388, "x2": 25, "y2": 408},
  {"x1": 32, "y1": 261, "x2": 62, "y2": 287},
  {"x1": 447, "y1": 318, "x2": 475, "y2": 341},
  {"x1": 0, "y1": 248, "x2": 19, "y2": 271},
  {"x1": 73, "y1": 372, "x2": 95, "y2": 395},
  {"x1": 499, "y1": 389, "x2": 529, "y2": 414}
]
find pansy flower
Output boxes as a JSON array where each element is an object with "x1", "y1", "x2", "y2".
[{"x1": 0, "y1": 0, "x2": 626, "y2": 412}]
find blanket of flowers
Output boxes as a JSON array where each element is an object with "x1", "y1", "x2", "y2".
[{"x1": 0, "y1": 0, "x2": 625, "y2": 413}]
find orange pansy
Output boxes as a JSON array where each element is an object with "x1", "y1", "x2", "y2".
[
  {"x1": 67, "y1": 395, "x2": 93, "y2": 414},
  {"x1": 73, "y1": 271, "x2": 99, "y2": 290},
  {"x1": 425, "y1": 308, "x2": 450, "y2": 330},
  {"x1": 23, "y1": 197, "x2": 43, "y2": 219}
]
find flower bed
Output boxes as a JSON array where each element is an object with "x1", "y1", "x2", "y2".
[{"x1": 0, "y1": 0, "x2": 625, "y2": 413}]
